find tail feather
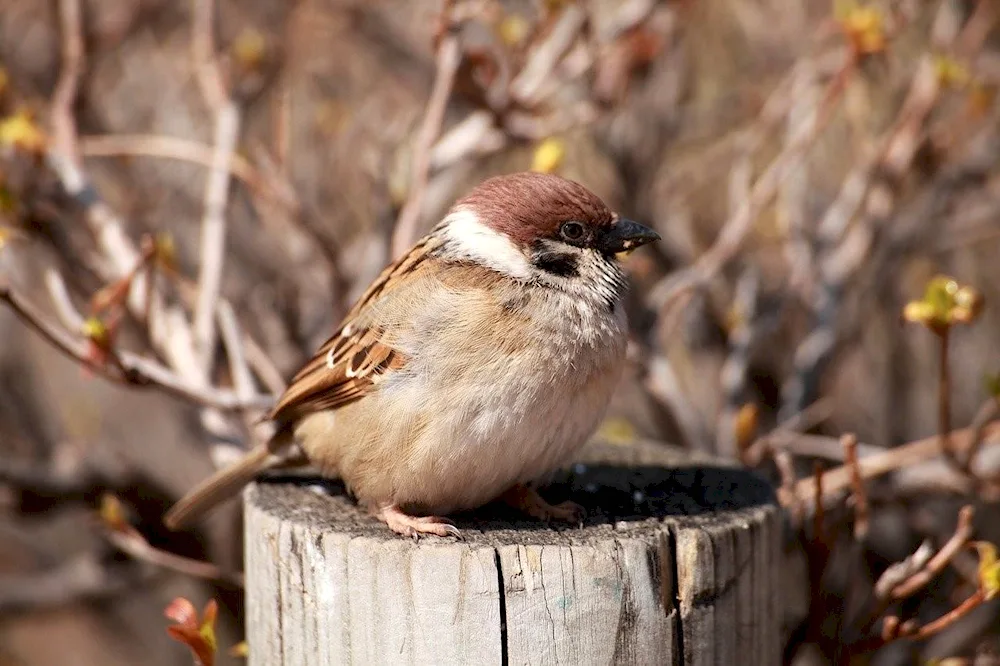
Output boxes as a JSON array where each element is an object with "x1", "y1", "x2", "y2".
[{"x1": 164, "y1": 432, "x2": 299, "y2": 530}]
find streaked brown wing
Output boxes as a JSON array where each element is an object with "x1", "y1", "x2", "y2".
[{"x1": 269, "y1": 236, "x2": 439, "y2": 424}]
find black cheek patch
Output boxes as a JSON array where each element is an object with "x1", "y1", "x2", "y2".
[{"x1": 533, "y1": 252, "x2": 580, "y2": 277}]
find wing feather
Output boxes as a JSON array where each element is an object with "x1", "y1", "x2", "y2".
[{"x1": 268, "y1": 237, "x2": 439, "y2": 423}]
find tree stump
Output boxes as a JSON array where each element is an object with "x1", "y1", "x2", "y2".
[{"x1": 244, "y1": 440, "x2": 782, "y2": 665}]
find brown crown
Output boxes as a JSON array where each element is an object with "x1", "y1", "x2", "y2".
[{"x1": 454, "y1": 172, "x2": 615, "y2": 246}]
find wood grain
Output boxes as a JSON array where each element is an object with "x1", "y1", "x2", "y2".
[{"x1": 245, "y1": 441, "x2": 781, "y2": 665}]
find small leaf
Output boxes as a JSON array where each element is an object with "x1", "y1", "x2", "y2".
[
  {"x1": 597, "y1": 417, "x2": 636, "y2": 445},
  {"x1": 499, "y1": 14, "x2": 530, "y2": 47},
  {"x1": 166, "y1": 597, "x2": 218, "y2": 666},
  {"x1": 901, "y1": 300, "x2": 935, "y2": 325},
  {"x1": 971, "y1": 541, "x2": 1000, "y2": 600},
  {"x1": 99, "y1": 493, "x2": 129, "y2": 532},
  {"x1": 153, "y1": 231, "x2": 178, "y2": 273},
  {"x1": 232, "y1": 28, "x2": 268, "y2": 71},
  {"x1": 933, "y1": 54, "x2": 970, "y2": 88},
  {"x1": 951, "y1": 284, "x2": 984, "y2": 324},
  {"x1": 199, "y1": 600, "x2": 219, "y2": 658},
  {"x1": 734, "y1": 403, "x2": 759, "y2": 452},
  {"x1": 82, "y1": 316, "x2": 112, "y2": 349},
  {"x1": 164, "y1": 597, "x2": 199, "y2": 629},
  {"x1": 902, "y1": 275, "x2": 983, "y2": 330},
  {"x1": 983, "y1": 372, "x2": 1000, "y2": 398},
  {"x1": 838, "y1": 3, "x2": 886, "y2": 55},
  {"x1": 531, "y1": 137, "x2": 565, "y2": 174},
  {"x1": 0, "y1": 109, "x2": 46, "y2": 153},
  {"x1": 228, "y1": 641, "x2": 249, "y2": 659}
]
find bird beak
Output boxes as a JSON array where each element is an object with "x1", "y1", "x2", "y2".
[{"x1": 597, "y1": 218, "x2": 661, "y2": 254}]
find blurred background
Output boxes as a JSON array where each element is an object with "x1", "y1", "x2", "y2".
[{"x1": 1, "y1": 0, "x2": 999, "y2": 663}]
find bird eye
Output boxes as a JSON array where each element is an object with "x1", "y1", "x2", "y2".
[{"x1": 560, "y1": 221, "x2": 585, "y2": 241}]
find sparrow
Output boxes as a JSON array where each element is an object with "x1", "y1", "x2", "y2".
[{"x1": 164, "y1": 171, "x2": 660, "y2": 537}]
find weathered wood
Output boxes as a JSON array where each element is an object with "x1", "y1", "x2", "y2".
[{"x1": 245, "y1": 441, "x2": 781, "y2": 665}]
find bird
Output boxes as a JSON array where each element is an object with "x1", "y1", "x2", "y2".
[{"x1": 164, "y1": 171, "x2": 660, "y2": 537}]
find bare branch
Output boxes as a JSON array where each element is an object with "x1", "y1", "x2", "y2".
[
  {"x1": 0, "y1": 281, "x2": 270, "y2": 412},
  {"x1": 50, "y1": 0, "x2": 84, "y2": 168},
  {"x1": 79, "y1": 134, "x2": 264, "y2": 190},
  {"x1": 882, "y1": 505, "x2": 975, "y2": 601},
  {"x1": 509, "y1": 4, "x2": 588, "y2": 105},
  {"x1": 192, "y1": 101, "x2": 240, "y2": 376},
  {"x1": 843, "y1": 434, "x2": 870, "y2": 540},
  {"x1": 391, "y1": 18, "x2": 462, "y2": 258},
  {"x1": 104, "y1": 526, "x2": 244, "y2": 588},
  {"x1": 191, "y1": 0, "x2": 241, "y2": 379},
  {"x1": 795, "y1": 423, "x2": 1000, "y2": 509}
]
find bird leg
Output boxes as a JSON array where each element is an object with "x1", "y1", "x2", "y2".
[
  {"x1": 373, "y1": 503, "x2": 461, "y2": 539},
  {"x1": 500, "y1": 483, "x2": 585, "y2": 523}
]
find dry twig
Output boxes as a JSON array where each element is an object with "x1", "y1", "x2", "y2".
[
  {"x1": 391, "y1": 7, "x2": 462, "y2": 258},
  {"x1": 795, "y1": 422, "x2": 1000, "y2": 509},
  {"x1": 881, "y1": 505, "x2": 975, "y2": 601},
  {"x1": 191, "y1": 0, "x2": 242, "y2": 379},
  {"x1": 0, "y1": 281, "x2": 268, "y2": 411},
  {"x1": 104, "y1": 525, "x2": 244, "y2": 588},
  {"x1": 843, "y1": 434, "x2": 869, "y2": 540}
]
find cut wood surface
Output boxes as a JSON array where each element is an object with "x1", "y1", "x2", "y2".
[{"x1": 245, "y1": 440, "x2": 781, "y2": 665}]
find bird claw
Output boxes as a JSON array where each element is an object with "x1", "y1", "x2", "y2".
[
  {"x1": 375, "y1": 504, "x2": 462, "y2": 539},
  {"x1": 502, "y1": 484, "x2": 586, "y2": 525}
]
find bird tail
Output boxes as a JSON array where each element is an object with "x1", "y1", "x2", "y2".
[{"x1": 164, "y1": 429, "x2": 300, "y2": 531}]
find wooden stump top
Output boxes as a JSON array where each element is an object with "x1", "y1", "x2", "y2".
[{"x1": 246, "y1": 440, "x2": 782, "y2": 666}]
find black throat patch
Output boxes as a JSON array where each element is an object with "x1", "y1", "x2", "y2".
[{"x1": 532, "y1": 251, "x2": 580, "y2": 277}]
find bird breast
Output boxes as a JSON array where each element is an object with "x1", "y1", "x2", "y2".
[{"x1": 297, "y1": 275, "x2": 628, "y2": 515}]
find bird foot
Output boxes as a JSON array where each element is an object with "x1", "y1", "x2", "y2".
[
  {"x1": 374, "y1": 504, "x2": 462, "y2": 539},
  {"x1": 501, "y1": 484, "x2": 585, "y2": 524}
]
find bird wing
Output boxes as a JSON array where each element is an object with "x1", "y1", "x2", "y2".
[{"x1": 268, "y1": 236, "x2": 440, "y2": 424}]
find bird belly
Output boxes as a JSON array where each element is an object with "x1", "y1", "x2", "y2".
[
  {"x1": 299, "y1": 290, "x2": 628, "y2": 516},
  {"x1": 335, "y1": 337, "x2": 624, "y2": 514}
]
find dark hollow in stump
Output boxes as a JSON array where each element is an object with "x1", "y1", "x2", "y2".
[{"x1": 245, "y1": 441, "x2": 781, "y2": 666}]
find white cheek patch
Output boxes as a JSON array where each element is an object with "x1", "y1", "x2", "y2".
[{"x1": 440, "y1": 208, "x2": 533, "y2": 280}]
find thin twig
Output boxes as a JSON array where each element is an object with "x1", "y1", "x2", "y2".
[
  {"x1": 79, "y1": 134, "x2": 264, "y2": 190},
  {"x1": 795, "y1": 421, "x2": 1000, "y2": 508},
  {"x1": 936, "y1": 326, "x2": 962, "y2": 469},
  {"x1": 774, "y1": 449, "x2": 803, "y2": 526},
  {"x1": 906, "y1": 589, "x2": 986, "y2": 640},
  {"x1": 217, "y1": 301, "x2": 264, "y2": 465},
  {"x1": 509, "y1": 4, "x2": 588, "y2": 104},
  {"x1": 652, "y1": 48, "x2": 851, "y2": 321},
  {"x1": 217, "y1": 302, "x2": 255, "y2": 401},
  {"x1": 191, "y1": 0, "x2": 226, "y2": 109},
  {"x1": 191, "y1": 0, "x2": 241, "y2": 378},
  {"x1": 965, "y1": 397, "x2": 1000, "y2": 472},
  {"x1": 0, "y1": 281, "x2": 269, "y2": 411},
  {"x1": 50, "y1": 0, "x2": 84, "y2": 168},
  {"x1": 887, "y1": 505, "x2": 974, "y2": 600},
  {"x1": 104, "y1": 527, "x2": 244, "y2": 588},
  {"x1": 390, "y1": 17, "x2": 462, "y2": 258},
  {"x1": 842, "y1": 434, "x2": 869, "y2": 540},
  {"x1": 812, "y1": 461, "x2": 826, "y2": 545},
  {"x1": 742, "y1": 398, "x2": 835, "y2": 466},
  {"x1": 192, "y1": 101, "x2": 240, "y2": 376}
]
